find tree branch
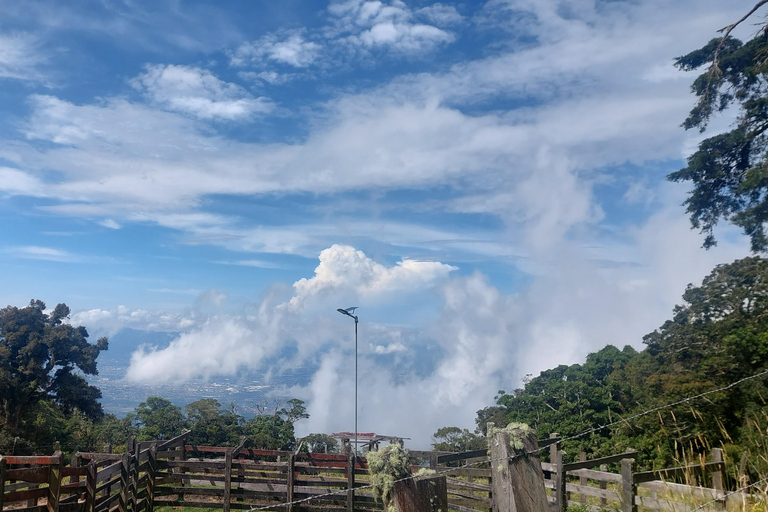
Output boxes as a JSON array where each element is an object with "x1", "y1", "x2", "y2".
[{"x1": 713, "y1": 0, "x2": 768, "y2": 70}]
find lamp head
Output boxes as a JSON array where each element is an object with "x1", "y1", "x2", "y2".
[{"x1": 337, "y1": 307, "x2": 359, "y2": 319}]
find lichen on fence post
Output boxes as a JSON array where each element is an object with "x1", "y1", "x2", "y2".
[
  {"x1": 368, "y1": 444, "x2": 425, "y2": 512},
  {"x1": 487, "y1": 422, "x2": 549, "y2": 512}
]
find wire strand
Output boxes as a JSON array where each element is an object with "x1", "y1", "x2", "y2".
[{"x1": 247, "y1": 365, "x2": 768, "y2": 511}]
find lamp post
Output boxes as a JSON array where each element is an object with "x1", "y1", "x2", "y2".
[{"x1": 336, "y1": 307, "x2": 359, "y2": 455}]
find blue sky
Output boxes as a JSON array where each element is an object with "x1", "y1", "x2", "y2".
[{"x1": 0, "y1": 0, "x2": 760, "y2": 446}]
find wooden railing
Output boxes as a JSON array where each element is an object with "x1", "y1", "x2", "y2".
[{"x1": 4, "y1": 433, "x2": 458, "y2": 512}]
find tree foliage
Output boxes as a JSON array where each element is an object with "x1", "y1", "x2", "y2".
[
  {"x1": 671, "y1": 2, "x2": 768, "y2": 251},
  {"x1": 454, "y1": 256, "x2": 768, "y2": 472},
  {"x1": 431, "y1": 426, "x2": 485, "y2": 452},
  {"x1": 0, "y1": 300, "x2": 107, "y2": 436}
]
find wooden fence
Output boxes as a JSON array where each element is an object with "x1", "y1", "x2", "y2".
[
  {"x1": 412, "y1": 438, "x2": 735, "y2": 512},
  {"x1": 0, "y1": 433, "x2": 461, "y2": 512},
  {"x1": 0, "y1": 433, "x2": 747, "y2": 512},
  {"x1": 541, "y1": 437, "x2": 731, "y2": 512}
]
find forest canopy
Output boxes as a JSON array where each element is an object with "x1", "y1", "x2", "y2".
[{"x1": 448, "y1": 256, "x2": 768, "y2": 478}]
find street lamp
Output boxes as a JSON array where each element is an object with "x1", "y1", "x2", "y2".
[{"x1": 336, "y1": 307, "x2": 359, "y2": 455}]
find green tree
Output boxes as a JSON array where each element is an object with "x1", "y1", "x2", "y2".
[
  {"x1": 431, "y1": 426, "x2": 485, "y2": 452},
  {"x1": 185, "y1": 399, "x2": 242, "y2": 446},
  {"x1": 135, "y1": 397, "x2": 184, "y2": 440},
  {"x1": 303, "y1": 433, "x2": 338, "y2": 453},
  {"x1": 243, "y1": 414, "x2": 295, "y2": 450},
  {"x1": 671, "y1": 2, "x2": 768, "y2": 251},
  {"x1": 0, "y1": 300, "x2": 108, "y2": 433},
  {"x1": 278, "y1": 398, "x2": 309, "y2": 424}
]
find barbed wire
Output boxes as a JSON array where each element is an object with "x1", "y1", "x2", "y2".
[
  {"x1": 691, "y1": 476, "x2": 768, "y2": 512},
  {"x1": 246, "y1": 366, "x2": 768, "y2": 511}
]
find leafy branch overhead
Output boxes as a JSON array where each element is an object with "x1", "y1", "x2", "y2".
[{"x1": 671, "y1": 0, "x2": 768, "y2": 251}]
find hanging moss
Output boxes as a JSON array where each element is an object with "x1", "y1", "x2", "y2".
[{"x1": 366, "y1": 444, "x2": 411, "y2": 512}]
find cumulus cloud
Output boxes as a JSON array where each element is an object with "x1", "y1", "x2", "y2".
[
  {"x1": 125, "y1": 245, "x2": 455, "y2": 383},
  {"x1": 131, "y1": 64, "x2": 272, "y2": 120},
  {"x1": 329, "y1": 0, "x2": 455, "y2": 53},
  {"x1": 126, "y1": 317, "x2": 267, "y2": 382},
  {"x1": 231, "y1": 31, "x2": 321, "y2": 68},
  {"x1": 287, "y1": 244, "x2": 457, "y2": 308}
]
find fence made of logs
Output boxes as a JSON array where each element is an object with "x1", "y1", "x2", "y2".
[{"x1": 0, "y1": 429, "x2": 752, "y2": 512}]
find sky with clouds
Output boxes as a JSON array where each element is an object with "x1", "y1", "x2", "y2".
[{"x1": 0, "y1": 0, "x2": 760, "y2": 447}]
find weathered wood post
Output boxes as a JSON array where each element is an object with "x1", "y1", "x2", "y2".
[
  {"x1": 416, "y1": 476, "x2": 448, "y2": 512},
  {"x1": 0, "y1": 456, "x2": 6, "y2": 512},
  {"x1": 146, "y1": 445, "x2": 157, "y2": 512},
  {"x1": 549, "y1": 433, "x2": 564, "y2": 512},
  {"x1": 119, "y1": 452, "x2": 130, "y2": 512},
  {"x1": 286, "y1": 453, "x2": 296, "y2": 512},
  {"x1": 554, "y1": 449, "x2": 566, "y2": 512},
  {"x1": 368, "y1": 444, "x2": 424, "y2": 512},
  {"x1": 599, "y1": 464, "x2": 608, "y2": 508},
  {"x1": 130, "y1": 452, "x2": 138, "y2": 512},
  {"x1": 620, "y1": 458, "x2": 637, "y2": 512},
  {"x1": 488, "y1": 423, "x2": 549, "y2": 512},
  {"x1": 579, "y1": 450, "x2": 587, "y2": 504},
  {"x1": 347, "y1": 452, "x2": 356, "y2": 512},
  {"x1": 70, "y1": 452, "x2": 81, "y2": 496},
  {"x1": 85, "y1": 462, "x2": 96, "y2": 512},
  {"x1": 711, "y1": 448, "x2": 724, "y2": 508},
  {"x1": 48, "y1": 450, "x2": 63, "y2": 512},
  {"x1": 223, "y1": 449, "x2": 233, "y2": 512}
]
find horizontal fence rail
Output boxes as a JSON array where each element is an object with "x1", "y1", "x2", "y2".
[{"x1": 0, "y1": 435, "x2": 753, "y2": 512}]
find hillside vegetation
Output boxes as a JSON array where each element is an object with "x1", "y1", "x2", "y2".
[{"x1": 435, "y1": 257, "x2": 768, "y2": 485}]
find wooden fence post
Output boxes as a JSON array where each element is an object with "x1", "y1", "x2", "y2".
[
  {"x1": 70, "y1": 453, "x2": 80, "y2": 491},
  {"x1": 554, "y1": 449, "x2": 566, "y2": 512},
  {"x1": 416, "y1": 476, "x2": 448, "y2": 512},
  {"x1": 621, "y1": 458, "x2": 637, "y2": 512},
  {"x1": 549, "y1": 433, "x2": 559, "y2": 464},
  {"x1": 488, "y1": 425, "x2": 549, "y2": 512},
  {"x1": 223, "y1": 450, "x2": 232, "y2": 512},
  {"x1": 131, "y1": 453, "x2": 139, "y2": 512},
  {"x1": 85, "y1": 462, "x2": 96, "y2": 512},
  {"x1": 347, "y1": 453, "x2": 355, "y2": 512},
  {"x1": 47, "y1": 451, "x2": 63, "y2": 512},
  {"x1": 286, "y1": 453, "x2": 295, "y2": 512},
  {"x1": 711, "y1": 448, "x2": 724, "y2": 508},
  {"x1": 119, "y1": 452, "x2": 130, "y2": 512},
  {"x1": 579, "y1": 450, "x2": 587, "y2": 504},
  {"x1": 599, "y1": 464, "x2": 608, "y2": 508},
  {"x1": 0, "y1": 457, "x2": 6, "y2": 512},
  {"x1": 146, "y1": 446, "x2": 157, "y2": 512}
]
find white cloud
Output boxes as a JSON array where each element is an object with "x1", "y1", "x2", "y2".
[
  {"x1": 329, "y1": 0, "x2": 455, "y2": 53},
  {"x1": 238, "y1": 70, "x2": 295, "y2": 85},
  {"x1": 70, "y1": 305, "x2": 199, "y2": 337},
  {"x1": 131, "y1": 64, "x2": 272, "y2": 120},
  {"x1": 231, "y1": 32, "x2": 321, "y2": 68},
  {"x1": 0, "y1": 167, "x2": 48, "y2": 196},
  {"x1": 99, "y1": 219, "x2": 121, "y2": 229},
  {"x1": 415, "y1": 4, "x2": 462, "y2": 26},
  {"x1": 287, "y1": 244, "x2": 457, "y2": 308},
  {"x1": 5, "y1": 245, "x2": 80, "y2": 262},
  {"x1": 126, "y1": 317, "x2": 266, "y2": 382},
  {"x1": 372, "y1": 341, "x2": 407, "y2": 354},
  {"x1": 0, "y1": 33, "x2": 45, "y2": 81},
  {"x1": 125, "y1": 244, "x2": 455, "y2": 383}
]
